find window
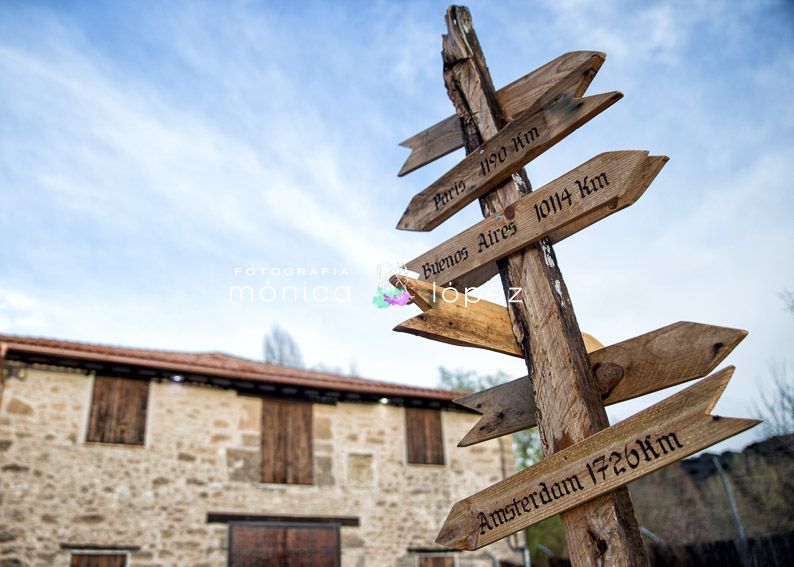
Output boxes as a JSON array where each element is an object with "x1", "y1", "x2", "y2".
[
  {"x1": 405, "y1": 407, "x2": 445, "y2": 465},
  {"x1": 70, "y1": 553, "x2": 127, "y2": 567},
  {"x1": 228, "y1": 523, "x2": 339, "y2": 566},
  {"x1": 86, "y1": 376, "x2": 149, "y2": 445},
  {"x1": 261, "y1": 398, "x2": 313, "y2": 484}
]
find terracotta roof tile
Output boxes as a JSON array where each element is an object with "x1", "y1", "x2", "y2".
[{"x1": 0, "y1": 334, "x2": 464, "y2": 401}]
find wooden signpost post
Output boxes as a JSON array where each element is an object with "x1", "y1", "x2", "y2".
[
  {"x1": 404, "y1": 151, "x2": 662, "y2": 286},
  {"x1": 387, "y1": 6, "x2": 759, "y2": 565},
  {"x1": 435, "y1": 368, "x2": 758, "y2": 550},
  {"x1": 398, "y1": 51, "x2": 605, "y2": 176}
]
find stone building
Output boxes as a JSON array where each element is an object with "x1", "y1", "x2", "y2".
[{"x1": 0, "y1": 334, "x2": 519, "y2": 566}]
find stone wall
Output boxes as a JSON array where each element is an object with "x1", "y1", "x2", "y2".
[{"x1": 0, "y1": 363, "x2": 519, "y2": 566}]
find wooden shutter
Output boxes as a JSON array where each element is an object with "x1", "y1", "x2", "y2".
[
  {"x1": 419, "y1": 557, "x2": 455, "y2": 567},
  {"x1": 229, "y1": 524, "x2": 339, "y2": 566},
  {"x1": 70, "y1": 554, "x2": 127, "y2": 567},
  {"x1": 86, "y1": 376, "x2": 148, "y2": 445},
  {"x1": 261, "y1": 399, "x2": 313, "y2": 484},
  {"x1": 405, "y1": 407, "x2": 445, "y2": 465}
]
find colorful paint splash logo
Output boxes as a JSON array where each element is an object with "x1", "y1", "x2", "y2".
[{"x1": 372, "y1": 261, "x2": 412, "y2": 309}]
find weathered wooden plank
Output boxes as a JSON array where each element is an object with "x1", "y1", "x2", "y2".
[
  {"x1": 397, "y1": 51, "x2": 605, "y2": 176},
  {"x1": 86, "y1": 375, "x2": 148, "y2": 445},
  {"x1": 440, "y1": 7, "x2": 646, "y2": 563},
  {"x1": 405, "y1": 151, "x2": 663, "y2": 286},
  {"x1": 261, "y1": 399, "x2": 313, "y2": 484},
  {"x1": 397, "y1": 56, "x2": 621, "y2": 232},
  {"x1": 435, "y1": 367, "x2": 760, "y2": 550},
  {"x1": 406, "y1": 407, "x2": 445, "y2": 465},
  {"x1": 453, "y1": 322, "x2": 748, "y2": 447},
  {"x1": 391, "y1": 275, "x2": 601, "y2": 357},
  {"x1": 448, "y1": 154, "x2": 669, "y2": 290}
]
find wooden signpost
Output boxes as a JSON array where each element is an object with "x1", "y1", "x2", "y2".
[
  {"x1": 387, "y1": 6, "x2": 758, "y2": 565},
  {"x1": 392, "y1": 275, "x2": 604, "y2": 357},
  {"x1": 453, "y1": 322, "x2": 748, "y2": 446},
  {"x1": 397, "y1": 61, "x2": 622, "y2": 232},
  {"x1": 404, "y1": 151, "x2": 663, "y2": 286},
  {"x1": 435, "y1": 368, "x2": 759, "y2": 550},
  {"x1": 398, "y1": 51, "x2": 605, "y2": 176}
]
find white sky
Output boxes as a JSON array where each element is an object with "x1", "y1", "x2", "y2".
[{"x1": 1, "y1": 0, "x2": 793, "y2": 451}]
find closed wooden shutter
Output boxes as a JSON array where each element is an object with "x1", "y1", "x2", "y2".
[
  {"x1": 419, "y1": 557, "x2": 455, "y2": 567},
  {"x1": 229, "y1": 524, "x2": 339, "y2": 566},
  {"x1": 86, "y1": 376, "x2": 148, "y2": 445},
  {"x1": 261, "y1": 399, "x2": 313, "y2": 484},
  {"x1": 70, "y1": 554, "x2": 127, "y2": 567},
  {"x1": 405, "y1": 407, "x2": 445, "y2": 465}
]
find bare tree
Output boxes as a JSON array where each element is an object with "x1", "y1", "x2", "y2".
[
  {"x1": 754, "y1": 361, "x2": 794, "y2": 438},
  {"x1": 263, "y1": 325, "x2": 304, "y2": 368},
  {"x1": 781, "y1": 288, "x2": 794, "y2": 315}
]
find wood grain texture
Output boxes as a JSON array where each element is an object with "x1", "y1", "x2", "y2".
[
  {"x1": 405, "y1": 151, "x2": 663, "y2": 286},
  {"x1": 70, "y1": 554, "x2": 127, "y2": 567},
  {"x1": 438, "y1": 7, "x2": 647, "y2": 564},
  {"x1": 453, "y1": 322, "x2": 748, "y2": 446},
  {"x1": 261, "y1": 398, "x2": 313, "y2": 485},
  {"x1": 449, "y1": 154, "x2": 669, "y2": 290},
  {"x1": 406, "y1": 407, "x2": 445, "y2": 465},
  {"x1": 397, "y1": 56, "x2": 621, "y2": 232},
  {"x1": 397, "y1": 51, "x2": 605, "y2": 176},
  {"x1": 435, "y1": 368, "x2": 760, "y2": 550},
  {"x1": 229, "y1": 524, "x2": 340, "y2": 567},
  {"x1": 86, "y1": 376, "x2": 148, "y2": 445},
  {"x1": 392, "y1": 275, "x2": 521, "y2": 356},
  {"x1": 391, "y1": 276, "x2": 600, "y2": 358},
  {"x1": 418, "y1": 557, "x2": 455, "y2": 567}
]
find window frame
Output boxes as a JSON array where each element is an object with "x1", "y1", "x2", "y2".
[
  {"x1": 84, "y1": 374, "x2": 150, "y2": 447},
  {"x1": 405, "y1": 407, "x2": 446, "y2": 466},
  {"x1": 260, "y1": 397, "x2": 314, "y2": 485}
]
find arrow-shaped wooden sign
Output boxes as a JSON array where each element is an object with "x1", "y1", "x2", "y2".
[
  {"x1": 397, "y1": 59, "x2": 622, "y2": 232},
  {"x1": 391, "y1": 276, "x2": 604, "y2": 356},
  {"x1": 404, "y1": 151, "x2": 664, "y2": 285},
  {"x1": 397, "y1": 51, "x2": 605, "y2": 176},
  {"x1": 391, "y1": 276, "x2": 747, "y2": 446},
  {"x1": 435, "y1": 367, "x2": 760, "y2": 551},
  {"x1": 447, "y1": 152, "x2": 669, "y2": 291},
  {"x1": 453, "y1": 321, "x2": 747, "y2": 447}
]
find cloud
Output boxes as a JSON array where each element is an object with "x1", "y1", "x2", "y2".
[{"x1": 0, "y1": 0, "x2": 792, "y2": 453}]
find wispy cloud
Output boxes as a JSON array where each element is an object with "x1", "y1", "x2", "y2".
[{"x1": 0, "y1": 0, "x2": 792, "y2": 451}]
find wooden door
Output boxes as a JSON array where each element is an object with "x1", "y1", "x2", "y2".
[
  {"x1": 70, "y1": 554, "x2": 126, "y2": 567},
  {"x1": 229, "y1": 523, "x2": 340, "y2": 567}
]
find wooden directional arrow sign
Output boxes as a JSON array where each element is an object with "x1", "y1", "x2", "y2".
[
  {"x1": 397, "y1": 59, "x2": 622, "y2": 231},
  {"x1": 405, "y1": 151, "x2": 665, "y2": 285},
  {"x1": 435, "y1": 367, "x2": 760, "y2": 551},
  {"x1": 391, "y1": 276, "x2": 604, "y2": 357},
  {"x1": 447, "y1": 151, "x2": 669, "y2": 291},
  {"x1": 397, "y1": 51, "x2": 605, "y2": 176},
  {"x1": 454, "y1": 321, "x2": 747, "y2": 446}
]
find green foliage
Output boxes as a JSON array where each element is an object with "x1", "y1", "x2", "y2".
[
  {"x1": 437, "y1": 366, "x2": 568, "y2": 559},
  {"x1": 524, "y1": 516, "x2": 569, "y2": 563},
  {"x1": 438, "y1": 366, "x2": 544, "y2": 468},
  {"x1": 514, "y1": 428, "x2": 544, "y2": 469},
  {"x1": 437, "y1": 366, "x2": 509, "y2": 392}
]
